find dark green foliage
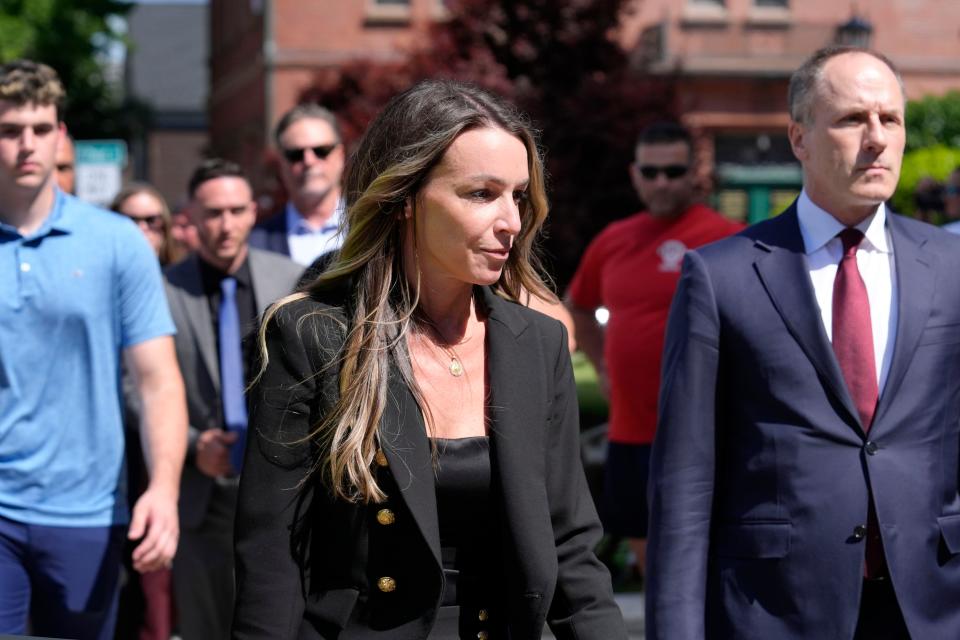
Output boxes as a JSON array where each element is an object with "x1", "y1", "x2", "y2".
[
  {"x1": 891, "y1": 92, "x2": 960, "y2": 217},
  {"x1": 0, "y1": 0, "x2": 146, "y2": 138},
  {"x1": 905, "y1": 91, "x2": 960, "y2": 152}
]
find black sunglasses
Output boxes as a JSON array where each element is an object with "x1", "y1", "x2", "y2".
[
  {"x1": 637, "y1": 164, "x2": 689, "y2": 180},
  {"x1": 281, "y1": 143, "x2": 340, "y2": 164},
  {"x1": 126, "y1": 213, "x2": 165, "y2": 231}
]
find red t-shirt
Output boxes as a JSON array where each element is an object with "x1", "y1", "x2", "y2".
[{"x1": 568, "y1": 204, "x2": 743, "y2": 444}]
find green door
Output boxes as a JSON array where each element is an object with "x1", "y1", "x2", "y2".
[{"x1": 714, "y1": 164, "x2": 803, "y2": 224}]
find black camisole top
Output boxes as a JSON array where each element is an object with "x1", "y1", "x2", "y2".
[{"x1": 429, "y1": 436, "x2": 505, "y2": 639}]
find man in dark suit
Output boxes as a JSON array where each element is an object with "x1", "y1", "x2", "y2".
[
  {"x1": 647, "y1": 46, "x2": 960, "y2": 640},
  {"x1": 165, "y1": 159, "x2": 302, "y2": 639},
  {"x1": 249, "y1": 103, "x2": 345, "y2": 266}
]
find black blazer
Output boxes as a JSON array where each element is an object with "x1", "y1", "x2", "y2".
[{"x1": 232, "y1": 286, "x2": 626, "y2": 639}]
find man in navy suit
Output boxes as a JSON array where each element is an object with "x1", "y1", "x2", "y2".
[
  {"x1": 249, "y1": 103, "x2": 345, "y2": 266},
  {"x1": 647, "y1": 46, "x2": 960, "y2": 639}
]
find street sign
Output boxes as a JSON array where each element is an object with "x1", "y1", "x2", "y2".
[{"x1": 75, "y1": 139, "x2": 127, "y2": 207}]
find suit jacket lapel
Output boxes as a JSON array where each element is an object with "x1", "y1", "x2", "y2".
[
  {"x1": 872, "y1": 215, "x2": 934, "y2": 430},
  {"x1": 176, "y1": 255, "x2": 221, "y2": 390},
  {"x1": 482, "y1": 286, "x2": 536, "y2": 457},
  {"x1": 248, "y1": 249, "x2": 291, "y2": 316},
  {"x1": 481, "y1": 288, "x2": 546, "y2": 548},
  {"x1": 380, "y1": 355, "x2": 442, "y2": 568},
  {"x1": 752, "y1": 206, "x2": 861, "y2": 429},
  {"x1": 277, "y1": 214, "x2": 291, "y2": 256},
  {"x1": 377, "y1": 287, "x2": 537, "y2": 572}
]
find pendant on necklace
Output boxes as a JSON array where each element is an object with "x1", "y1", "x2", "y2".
[{"x1": 449, "y1": 357, "x2": 464, "y2": 377}]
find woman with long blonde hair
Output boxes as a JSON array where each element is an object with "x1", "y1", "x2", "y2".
[{"x1": 232, "y1": 79, "x2": 625, "y2": 639}]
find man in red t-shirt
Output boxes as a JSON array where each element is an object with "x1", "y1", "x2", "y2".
[{"x1": 565, "y1": 122, "x2": 743, "y2": 580}]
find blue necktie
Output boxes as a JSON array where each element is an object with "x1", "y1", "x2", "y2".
[{"x1": 218, "y1": 277, "x2": 248, "y2": 474}]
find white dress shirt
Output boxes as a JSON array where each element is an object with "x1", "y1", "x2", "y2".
[
  {"x1": 796, "y1": 189, "x2": 898, "y2": 392},
  {"x1": 286, "y1": 199, "x2": 345, "y2": 266}
]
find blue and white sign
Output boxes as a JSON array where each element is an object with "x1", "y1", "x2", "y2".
[{"x1": 75, "y1": 139, "x2": 128, "y2": 206}]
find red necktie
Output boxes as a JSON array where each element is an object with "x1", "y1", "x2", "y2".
[
  {"x1": 832, "y1": 227, "x2": 884, "y2": 578},
  {"x1": 832, "y1": 228, "x2": 878, "y2": 430}
]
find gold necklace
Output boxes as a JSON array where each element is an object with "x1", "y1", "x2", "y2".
[
  {"x1": 437, "y1": 342, "x2": 464, "y2": 377},
  {"x1": 415, "y1": 314, "x2": 467, "y2": 377}
]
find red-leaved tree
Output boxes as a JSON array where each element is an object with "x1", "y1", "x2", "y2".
[{"x1": 299, "y1": 0, "x2": 675, "y2": 287}]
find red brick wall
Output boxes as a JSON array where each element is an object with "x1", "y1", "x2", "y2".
[
  {"x1": 209, "y1": 0, "x2": 439, "y2": 186},
  {"x1": 209, "y1": 0, "x2": 960, "y2": 189},
  {"x1": 620, "y1": 0, "x2": 960, "y2": 98},
  {"x1": 147, "y1": 130, "x2": 209, "y2": 209}
]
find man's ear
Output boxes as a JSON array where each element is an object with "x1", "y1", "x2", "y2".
[
  {"x1": 628, "y1": 161, "x2": 642, "y2": 195},
  {"x1": 56, "y1": 122, "x2": 67, "y2": 152},
  {"x1": 787, "y1": 120, "x2": 807, "y2": 162}
]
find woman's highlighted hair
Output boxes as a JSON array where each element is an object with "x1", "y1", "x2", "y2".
[{"x1": 259, "y1": 79, "x2": 552, "y2": 502}]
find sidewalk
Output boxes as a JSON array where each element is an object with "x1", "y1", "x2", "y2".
[{"x1": 542, "y1": 592, "x2": 645, "y2": 639}]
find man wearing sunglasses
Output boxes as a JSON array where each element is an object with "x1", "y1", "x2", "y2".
[
  {"x1": 564, "y1": 121, "x2": 741, "y2": 585},
  {"x1": 249, "y1": 102, "x2": 346, "y2": 266}
]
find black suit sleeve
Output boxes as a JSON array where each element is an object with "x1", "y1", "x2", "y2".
[
  {"x1": 645, "y1": 250, "x2": 721, "y2": 640},
  {"x1": 232, "y1": 303, "x2": 331, "y2": 639},
  {"x1": 545, "y1": 323, "x2": 628, "y2": 639}
]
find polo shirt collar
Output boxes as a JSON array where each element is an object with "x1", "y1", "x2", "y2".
[
  {"x1": 796, "y1": 189, "x2": 890, "y2": 255},
  {"x1": 0, "y1": 188, "x2": 75, "y2": 239}
]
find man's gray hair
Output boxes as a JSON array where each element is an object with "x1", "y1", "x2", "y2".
[
  {"x1": 274, "y1": 103, "x2": 342, "y2": 148},
  {"x1": 788, "y1": 45, "x2": 905, "y2": 125}
]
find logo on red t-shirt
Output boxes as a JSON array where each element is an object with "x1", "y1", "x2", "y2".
[{"x1": 657, "y1": 239, "x2": 687, "y2": 272}]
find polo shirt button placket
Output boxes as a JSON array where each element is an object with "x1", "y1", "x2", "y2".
[{"x1": 17, "y1": 242, "x2": 35, "y2": 305}]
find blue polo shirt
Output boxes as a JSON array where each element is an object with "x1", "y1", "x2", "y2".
[{"x1": 0, "y1": 191, "x2": 175, "y2": 527}]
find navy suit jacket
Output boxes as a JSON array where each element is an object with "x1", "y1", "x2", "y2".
[
  {"x1": 248, "y1": 209, "x2": 291, "y2": 257},
  {"x1": 647, "y1": 203, "x2": 960, "y2": 639}
]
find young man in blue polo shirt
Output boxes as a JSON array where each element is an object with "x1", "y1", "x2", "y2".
[{"x1": 0, "y1": 60, "x2": 187, "y2": 639}]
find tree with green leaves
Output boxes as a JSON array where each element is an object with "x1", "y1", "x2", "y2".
[
  {"x1": 0, "y1": 0, "x2": 142, "y2": 138},
  {"x1": 892, "y1": 91, "x2": 960, "y2": 216},
  {"x1": 905, "y1": 90, "x2": 960, "y2": 152}
]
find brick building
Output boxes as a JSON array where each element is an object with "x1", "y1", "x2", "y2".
[
  {"x1": 126, "y1": 0, "x2": 209, "y2": 208},
  {"x1": 208, "y1": 0, "x2": 960, "y2": 221},
  {"x1": 209, "y1": 0, "x2": 445, "y2": 201},
  {"x1": 623, "y1": 0, "x2": 960, "y2": 220}
]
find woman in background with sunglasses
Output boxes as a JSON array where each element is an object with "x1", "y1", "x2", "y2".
[{"x1": 112, "y1": 182, "x2": 185, "y2": 266}]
